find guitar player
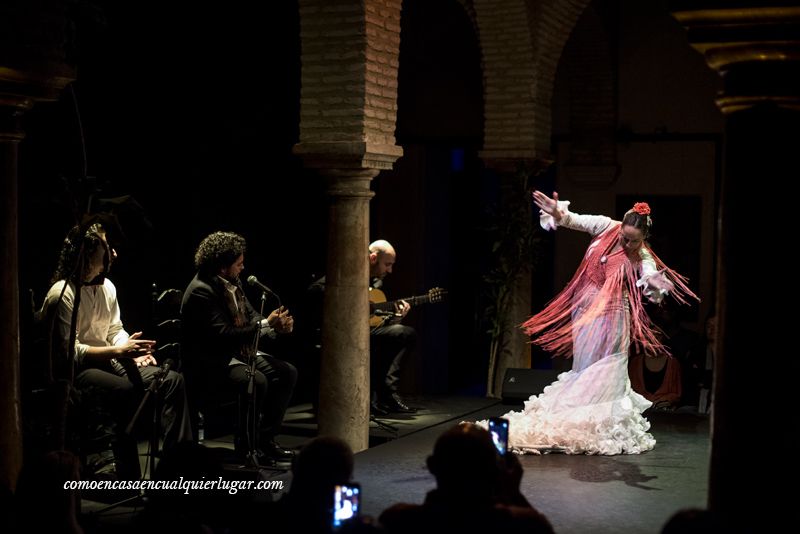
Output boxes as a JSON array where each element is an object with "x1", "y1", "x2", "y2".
[
  {"x1": 367, "y1": 239, "x2": 418, "y2": 415},
  {"x1": 305, "y1": 239, "x2": 418, "y2": 415}
]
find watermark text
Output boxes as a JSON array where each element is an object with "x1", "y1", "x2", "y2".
[{"x1": 64, "y1": 477, "x2": 283, "y2": 495}]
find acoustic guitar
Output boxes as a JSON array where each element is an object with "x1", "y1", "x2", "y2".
[{"x1": 368, "y1": 287, "x2": 447, "y2": 328}]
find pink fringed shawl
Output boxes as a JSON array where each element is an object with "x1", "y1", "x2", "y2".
[{"x1": 522, "y1": 222, "x2": 698, "y2": 358}]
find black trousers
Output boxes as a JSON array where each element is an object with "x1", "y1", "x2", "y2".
[
  {"x1": 75, "y1": 362, "x2": 193, "y2": 479},
  {"x1": 227, "y1": 353, "x2": 297, "y2": 450},
  {"x1": 370, "y1": 323, "x2": 416, "y2": 403}
]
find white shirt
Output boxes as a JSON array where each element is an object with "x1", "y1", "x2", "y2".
[{"x1": 44, "y1": 278, "x2": 128, "y2": 367}]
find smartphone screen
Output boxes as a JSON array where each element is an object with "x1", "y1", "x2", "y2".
[
  {"x1": 488, "y1": 417, "x2": 509, "y2": 456},
  {"x1": 332, "y1": 483, "x2": 360, "y2": 530}
]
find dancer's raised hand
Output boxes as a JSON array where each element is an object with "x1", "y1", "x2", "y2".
[{"x1": 532, "y1": 190, "x2": 564, "y2": 221}]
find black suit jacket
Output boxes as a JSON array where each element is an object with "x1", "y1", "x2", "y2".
[{"x1": 180, "y1": 273, "x2": 271, "y2": 392}]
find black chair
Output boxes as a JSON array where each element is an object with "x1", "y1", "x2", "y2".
[
  {"x1": 153, "y1": 288, "x2": 183, "y2": 370},
  {"x1": 22, "y1": 289, "x2": 117, "y2": 474},
  {"x1": 160, "y1": 286, "x2": 239, "y2": 444}
]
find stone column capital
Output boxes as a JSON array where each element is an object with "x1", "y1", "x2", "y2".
[
  {"x1": 0, "y1": 65, "x2": 74, "y2": 104},
  {"x1": 293, "y1": 141, "x2": 404, "y2": 171},
  {"x1": 318, "y1": 168, "x2": 379, "y2": 200},
  {"x1": 671, "y1": 4, "x2": 800, "y2": 114},
  {"x1": 1, "y1": 65, "x2": 74, "y2": 138}
]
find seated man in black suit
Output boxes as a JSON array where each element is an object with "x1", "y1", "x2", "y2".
[{"x1": 180, "y1": 231, "x2": 297, "y2": 464}]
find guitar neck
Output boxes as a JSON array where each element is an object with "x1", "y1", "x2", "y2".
[
  {"x1": 399, "y1": 294, "x2": 432, "y2": 306},
  {"x1": 371, "y1": 294, "x2": 431, "y2": 313}
]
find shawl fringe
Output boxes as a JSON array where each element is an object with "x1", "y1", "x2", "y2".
[{"x1": 522, "y1": 223, "x2": 699, "y2": 358}]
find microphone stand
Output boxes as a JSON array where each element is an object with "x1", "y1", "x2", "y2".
[
  {"x1": 93, "y1": 362, "x2": 169, "y2": 514},
  {"x1": 126, "y1": 365, "x2": 168, "y2": 478},
  {"x1": 243, "y1": 290, "x2": 267, "y2": 468},
  {"x1": 370, "y1": 413, "x2": 399, "y2": 434}
]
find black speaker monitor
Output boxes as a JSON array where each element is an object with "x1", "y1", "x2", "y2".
[{"x1": 501, "y1": 368, "x2": 561, "y2": 404}]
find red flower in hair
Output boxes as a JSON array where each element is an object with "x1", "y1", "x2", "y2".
[{"x1": 632, "y1": 202, "x2": 651, "y2": 216}]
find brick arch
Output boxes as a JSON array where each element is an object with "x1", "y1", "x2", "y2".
[
  {"x1": 525, "y1": 0, "x2": 592, "y2": 156},
  {"x1": 455, "y1": 0, "x2": 480, "y2": 42},
  {"x1": 461, "y1": 0, "x2": 592, "y2": 396},
  {"x1": 560, "y1": 3, "x2": 617, "y2": 172},
  {"x1": 459, "y1": 0, "x2": 590, "y2": 160}
]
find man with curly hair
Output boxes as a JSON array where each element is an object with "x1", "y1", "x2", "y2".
[{"x1": 180, "y1": 231, "x2": 297, "y2": 464}]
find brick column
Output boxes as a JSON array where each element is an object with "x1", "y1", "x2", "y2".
[
  {"x1": 671, "y1": 4, "x2": 800, "y2": 529},
  {"x1": 295, "y1": 0, "x2": 403, "y2": 452}
]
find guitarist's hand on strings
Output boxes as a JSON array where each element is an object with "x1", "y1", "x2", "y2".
[
  {"x1": 394, "y1": 300, "x2": 411, "y2": 319},
  {"x1": 267, "y1": 306, "x2": 294, "y2": 334}
]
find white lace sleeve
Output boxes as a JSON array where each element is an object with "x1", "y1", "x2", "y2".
[
  {"x1": 636, "y1": 247, "x2": 669, "y2": 303},
  {"x1": 559, "y1": 212, "x2": 615, "y2": 236},
  {"x1": 539, "y1": 200, "x2": 571, "y2": 231},
  {"x1": 541, "y1": 201, "x2": 613, "y2": 238}
]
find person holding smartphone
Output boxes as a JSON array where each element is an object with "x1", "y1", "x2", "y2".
[
  {"x1": 267, "y1": 436, "x2": 378, "y2": 533},
  {"x1": 332, "y1": 483, "x2": 360, "y2": 530},
  {"x1": 488, "y1": 417, "x2": 509, "y2": 456},
  {"x1": 380, "y1": 424, "x2": 554, "y2": 533}
]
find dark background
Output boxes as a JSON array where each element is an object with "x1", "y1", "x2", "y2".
[
  {"x1": 18, "y1": 0, "x2": 488, "y2": 402},
  {"x1": 17, "y1": 0, "x2": 715, "y2": 402}
]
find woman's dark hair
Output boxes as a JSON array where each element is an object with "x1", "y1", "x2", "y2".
[
  {"x1": 194, "y1": 231, "x2": 247, "y2": 275},
  {"x1": 51, "y1": 223, "x2": 109, "y2": 285},
  {"x1": 622, "y1": 209, "x2": 653, "y2": 239}
]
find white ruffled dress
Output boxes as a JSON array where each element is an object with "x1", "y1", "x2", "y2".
[{"x1": 478, "y1": 202, "x2": 672, "y2": 455}]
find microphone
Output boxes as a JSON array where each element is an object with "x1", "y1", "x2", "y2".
[
  {"x1": 146, "y1": 358, "x2": 176, "y2": 395},
  {"x1": 247, "y1": 275, "x2": 274, "y2": 295},
  {"x1": 247, "y1": 275, "x2": 283, "y2": 307},
  {"x1": 160, "y1": 358, "x2": 176, "y2": 374},
  {"x1": 157, "y1": 358, "x2": 176, "y2": 380}
]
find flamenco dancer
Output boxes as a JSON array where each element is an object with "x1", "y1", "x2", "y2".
[{"x1": 481, "y1": 191, "x2": 698, "y2": 455}]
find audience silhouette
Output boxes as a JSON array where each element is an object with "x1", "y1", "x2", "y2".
[
  {"x1": 13, "y1": 450, "x2": 84, "y2": 534},
  {"x1": 143, "y1": 442, "x2": 229, "y2": 533},
  {"x1": 379, "y1": 423, "x2": 553, "y2": 534},
  {"x1": 259, "y1": 435, "x2": 378, "y2": 534},
  {"x1": 661, "y1": 507, "x2": 721, "y2": 533}
]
